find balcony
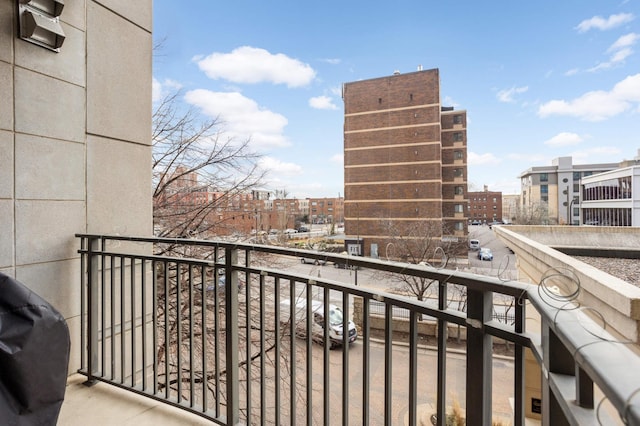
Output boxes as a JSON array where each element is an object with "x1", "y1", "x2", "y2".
[{"x1": 67, "y1": 234, "x2": 640, "y2": 425}]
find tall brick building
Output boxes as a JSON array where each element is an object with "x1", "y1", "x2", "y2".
[{"x1": 342, "y1": 68, "x2": 468, "y2": 257}]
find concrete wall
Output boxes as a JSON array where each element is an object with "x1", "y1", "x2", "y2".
[
  {"x1": 0, "y1": 0, "x2": 153, "y2": 372},
  {"x1": 504, "y1": 224, "x2": 640, "y2": 249},
  {"x1": 495, "y1": 226, "x2": 640, "y2": 343}
]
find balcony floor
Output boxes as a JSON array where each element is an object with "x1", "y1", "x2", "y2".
[
  {"x1": 58, "y1": 374, "x2": 212, "y2": 426},
  {"x1": 59, "y1": 374, "x2": 543, "y2": 425}
]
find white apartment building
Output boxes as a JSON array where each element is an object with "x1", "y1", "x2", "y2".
[
  {"x1": 581, "y1": 161, "x2": 640, "y2": 226},
  {"x1": 520, "y1": 157, "x2": 618, "y2": 225}
]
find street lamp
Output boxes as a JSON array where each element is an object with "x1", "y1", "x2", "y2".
[{"x1": 569, "y1": 196, "x2": 579, "y2": 225}]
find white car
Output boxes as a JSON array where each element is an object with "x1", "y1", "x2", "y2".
[{"x1": 478, "y1": 247, "x2": 493, "y2": 261}]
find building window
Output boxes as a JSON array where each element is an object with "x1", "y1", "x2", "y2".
[
  {"x1": 540, "y1": 173, "x2": 548, "y2": 182},
  {"x1": 453, "y1": 115, "x2": 462, "y2": 124},
  {"x1": 454, "y1": 186, "x2": 464, "y2": 195},
  {"x1": 454, "y1": 204, "x2": 464, "y2": 213},
  {"x1": 454, "y1": 169, "x2": 463, "y2": 177},
  {"x1": 573, "y1": 172, "x2": 581, "y2": 180},
  {"x1": 453, "y1": 132, "x2": 463, "y2": 142},
  {"x1": 573, "y1": 183, "x2": 579, "y2": 193},
  {"x1": 541, "y1": 184, "x2": 548, "y2": 194},
  {"x1": 454, "y1": 222, "x2": 464, "y2": 230},
  {"x1": 454, "y1": 151, "x2": 463, "y2": 160}
]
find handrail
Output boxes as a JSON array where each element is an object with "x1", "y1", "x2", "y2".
[{"x1": 75, "y1": 234, "x2": 640, "y2": 425}]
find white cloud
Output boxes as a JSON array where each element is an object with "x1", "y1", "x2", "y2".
[
  {"x1": 258, "y1": 157, "x2": 303, "y2": 176},
  {"x1": 467, "y1": 152, "x2": 501, "y2": 165},
  {"x1": 608, "y1": 32, "x2": 640, "y2": 52},
  {"x1": 330, "y1": 153, "x2": 344, "y2": 164},
  {"x1": 496, "y1": 86, "x2": 528, "y2": 103},
  {"x1": 544, "y1": 132, "x2": 583, "y2": 147},
  {"x1": 152, "y1": 77, "x2": 182, "y2": 102},
  {"x1": 184, "y1": 89, "x2": 290, "y2": 149},
  {"x1": 565, "y1": 68, "x2": 579, "y2": 76},
  {"x1": 195, "y1": 46, "x2": 316, "y2": 88},
  {"x1": 587, "y1": 33, "x2": 639, "y2": 72},
  {"x1": 322, "y1": 58, "x2": 341, "y2": 65},
  {"x1": 538, "y1": 73, "x2": 640, "y2": 121},
  {"x1": 575, "y1": 13, "x2": 635, "y2": 33},
  {"x1": 309, "y1": 95, "x2": 338, "y2": 110},
  {"x1": 442, "y1": 96, "x2": 460, "y2": 108},
  {"x1": 570, "y1": 146, "x2": 622, "y2": 162},
  {"x1": 506, "y1": 153, "x2": 547, "y2": 162}
]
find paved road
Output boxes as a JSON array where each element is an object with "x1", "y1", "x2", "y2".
[
  {"x1": 284, "y1": 225, "x2": 519, "y2": 294},
  {"x1": 467, "y1": 224, "x2": 518, "y2": 281},
  {"x1": 259, "y1": 239, "x2": 519, "y2": 424},
  {"x1": 275, "y1": 337, "x2": 515, "y2": 425}
]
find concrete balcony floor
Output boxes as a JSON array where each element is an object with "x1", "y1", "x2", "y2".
[
  {"x1": 59, "y1": 374, "x2": 543, "y2": 425},
  {"x1": 58, "y1": 375, "x2": 211, "y2": 426}
]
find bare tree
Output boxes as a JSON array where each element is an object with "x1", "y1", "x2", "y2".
[
  {"x1": 515, "y1": 200, "x2": 550, "y2": 225},
  {"x1": 152, "y1": 90, "x2": 266, "y2": 241},
  {"x1": 379, "y1": 220, "x2": 467, "y2": 302},
  {"x1": 154, "y1": 251, "x2": 321, "y2": 425}
]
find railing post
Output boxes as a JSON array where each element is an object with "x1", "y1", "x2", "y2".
[
  {"x1": 465, "y1": 288, "x2": 493, "y2": 426},
  {"x1": 436, "y1": 279, "x2": 447, "y2": 425},
  {"x1": 85, "y1": 236, "x2": 100, "y2": 386},
  {"x1": 225, "y1": 247, "x2": 239, "y2": 424},
  {"x1": 542, "y1": 325, "x2": 572, "y2": 426},
  {"x1": 513, "y1": 297, "x2": 526, "y2": 426}
]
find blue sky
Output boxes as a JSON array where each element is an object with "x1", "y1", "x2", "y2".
[{"x1": 153, "y1": 1, "x2": 640, "y2": 198}]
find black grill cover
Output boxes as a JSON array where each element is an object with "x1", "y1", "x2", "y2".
[{"x1": 0, "y1": 272, "x2": 70, "y2": 425}]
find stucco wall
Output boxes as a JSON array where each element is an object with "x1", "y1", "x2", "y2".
[{"x1": 0, "y1": 0, "x2": 153, "y2": 372}]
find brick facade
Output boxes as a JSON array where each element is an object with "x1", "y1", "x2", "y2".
[
  {"x1": 468, "y1": 187, "x2": 503, "y2": 223},
  {"x1": 343, "y1": 69, "x2": 468, "y2": 256}
]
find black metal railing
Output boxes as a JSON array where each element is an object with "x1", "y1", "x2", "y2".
[{"x1": 76, "y1": 234, "x2": 640, "y2": 425}]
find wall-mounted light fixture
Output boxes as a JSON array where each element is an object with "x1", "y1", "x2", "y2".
[{"x1": 18, "y1": 0, "x2": 65, "y2": 52}]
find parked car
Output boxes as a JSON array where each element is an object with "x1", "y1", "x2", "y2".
[
  {"x1": 198, "y1": 273, "x2": 242, "y2": 294},
  {"x1": 284, "y1": 228, "x2": 297, "y2": 235},
  {"x1": 300, "y1": 255, "x2": 327, "y2": 265},
  {"x1": 469, "y1": 239, "x2": 480, "y2": 251},
  {"x1": 279, "y1": 299, "x2": 357, "y2": 348},
  {"x1": 333, "y1": 261, "x2": 358, "y2": 270},
  {"x1": 478, "y1": 247, "x2": 493, "y2": 261}
]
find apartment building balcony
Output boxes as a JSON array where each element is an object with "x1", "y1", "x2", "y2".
[{"x1": 59, "y1": 234, "x2": 640, "y2": 425}]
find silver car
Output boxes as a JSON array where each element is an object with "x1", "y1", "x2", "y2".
[{"x1": 478, "y1": 247, "x2": 493, "y2": 261}]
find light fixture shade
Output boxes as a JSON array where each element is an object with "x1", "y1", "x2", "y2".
[
  {"x1": 20, "y1": 0, "x2": 64, "y2": 17},
  {"x1": 18, "y1": 0, "x2": 66, "y2": 52},
  {"x1": 21, "y1": 10, "x2": 65, "y2": 49}
]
